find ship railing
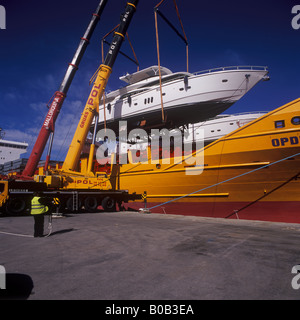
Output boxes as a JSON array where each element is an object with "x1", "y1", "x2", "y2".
[
  {"x1": 193, "y1": 66, "x2": 268, "y2": 76},
  {"x1": 220, "y1": 111, "x2": 268, "y2": 117}
]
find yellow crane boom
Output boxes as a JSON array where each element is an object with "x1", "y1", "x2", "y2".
[
  {"x1": 61, "y1": 1, "x2": 138, "y2": 176},
  {"x1": 62, "y1": 65, "x2": 112, "y2": 172}
]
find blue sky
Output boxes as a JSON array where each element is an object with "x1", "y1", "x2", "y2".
[{"x1": 0, "y1": 0, "x2": 300, "y2": 161}]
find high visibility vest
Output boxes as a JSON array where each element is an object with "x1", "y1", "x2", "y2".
[{"x1": 31, "y1": 197, "x2": 48, "y2": 215}]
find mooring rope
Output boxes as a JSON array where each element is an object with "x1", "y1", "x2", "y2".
[
  {"x1": 148, "y1": 151, "x2": 300, "y2": 210},
  {"x1": 0, "y1": 231, "x2": 33, "y2": 238}
]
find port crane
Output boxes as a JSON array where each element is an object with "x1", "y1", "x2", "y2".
[
  {"x1": 22, "y1": 0, "x2": 108, "y2": 178},
  {"x1": 0, "y1": 0, "x2": 141, "y2": 215}
]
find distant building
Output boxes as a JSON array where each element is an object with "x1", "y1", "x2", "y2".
[{"x1": 0, "y1": 128, "x2": 28, "y2": 165}]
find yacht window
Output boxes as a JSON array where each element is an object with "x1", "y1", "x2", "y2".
[
  {"x1": 144, "y1": 99, "x2": 147, "y2": 104},
  {"x1": 275, "y1": 120, "x2": 285, "y2": 128},
  {"x1": 107, "y1": 103, "x2": 111, "y2": 113},
  {"x1": 291, "y1": 116, "x2": 300, "y2": 125},
  {"x1": 151, "y1": 97, "x2": 153, "y2": 103},
  {"x1": 211, "y1": 130, "x2": 215, "y2": 133},
  {"x1": 148, "y1": 98, "x2": 150, "y2": 104},
  {"x1": 222, "y1": 79, "x2": 228, "y2": 83},
  {"x1": 230, "y1": 123, "x2": 234, "y2": 125}
]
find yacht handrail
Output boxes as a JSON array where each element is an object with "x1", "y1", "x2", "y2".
[
  {"x1": 220, "y1": 111, "x2": 267, "y2": 117},
  {"x1": 193, "y1": 65, "x2": 268, "y2": 76}
]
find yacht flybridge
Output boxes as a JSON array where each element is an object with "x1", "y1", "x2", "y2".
[{"x1": 97, "y1": 65, "x2": 269, "y2": 132}]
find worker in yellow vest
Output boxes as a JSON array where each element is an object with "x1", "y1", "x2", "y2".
[{"x1": 31, "y1": 192, "x2": 52, "y2": 237}]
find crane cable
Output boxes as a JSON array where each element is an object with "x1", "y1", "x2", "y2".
[
  {"x1": 154, "y1": 0, "x2": 189, "y2": 123},
  {"x1": 154, "y1": 9, "x2": 165, "y2": 123},
  {"x1": 89, "y1": 26, "x2": 140, "y2": 132}
]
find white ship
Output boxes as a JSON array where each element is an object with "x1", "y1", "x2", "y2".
[
  {"x1": 96, "y1": 112, "x2": 266, "y2": 156},
  {"x1": 183, "y1": 111, "x2": 267, "y2": 145},
  {"x1": 0, "y1": 128, "x2": 28, "y2": 166},
  {"x1": 97, "y1": 65, "x2": 269, "y2": 132}
]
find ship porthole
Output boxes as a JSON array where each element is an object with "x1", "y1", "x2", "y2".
[{"x1": 291, "y1": 116, "x2": 300, "y2": 125}]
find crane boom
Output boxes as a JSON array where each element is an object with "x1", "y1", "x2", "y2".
[
  {"x1": 22, "y1": 0, "x2": 108, "y2": 177},
  {"x1": 0, "y1": 0, "x2": 143, "y2": 216},
  {"x1": 62, "y1": 0, "x2": 139, "y2": 173}
]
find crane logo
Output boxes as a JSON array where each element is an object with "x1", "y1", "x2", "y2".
[
  {"x1": 0, "y1": 5, "x2": 6, "y2": 29},
  {"x1": 0, "y1": 265, "x2": 6, "y2": 289}
]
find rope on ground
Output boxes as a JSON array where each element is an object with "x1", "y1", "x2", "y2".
[
  {"x1": 148, "y1": 151, "x2": 300, "y2": 210},
  {"x1": 0, "y1": 231, "x2": 33, "y2": 238}
]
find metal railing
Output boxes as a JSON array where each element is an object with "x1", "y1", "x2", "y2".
[{"x1": 193, "y1": 65, "x2": 268, "y2": 76}]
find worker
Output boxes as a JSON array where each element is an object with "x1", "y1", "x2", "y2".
[{"x1": 31, "y1": 192, "x2": 52, "y2": 237}]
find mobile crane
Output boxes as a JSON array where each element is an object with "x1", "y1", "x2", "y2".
[{"x1": 0, "y1": 0, "x2": 141, "y2": 215}]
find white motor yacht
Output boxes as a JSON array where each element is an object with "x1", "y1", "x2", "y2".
[{"x1": 97, "y1": 65, "x2": 269, "y2": 132}]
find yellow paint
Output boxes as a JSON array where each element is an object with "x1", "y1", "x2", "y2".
[
  {"x1": 62, "y1": 65, "x2": 112, "y2": 172},
  {"x1": 113, "y1": 98, "x2": 300, "y2": 204}
]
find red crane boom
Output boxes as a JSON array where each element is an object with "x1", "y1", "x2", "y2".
[{"x1": 22, "y1": 0, "x2": 108, "y2": 177}]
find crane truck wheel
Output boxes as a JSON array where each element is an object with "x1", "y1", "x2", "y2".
[
  {"x1": 101, "y1": 196, "x2": 116, "y2": 212},
  {"x1": 84, "y1": 196, "x2": 98, "y2": 212},
  {"x1": 66, "y1": 197, "x2": 82, "y2": 212},
  {"x1": 5, "y1": 197, "x2": 27, "y2": 216}
]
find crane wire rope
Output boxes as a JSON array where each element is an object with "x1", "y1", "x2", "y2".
[
  {"x1": 154, "y1": 0, "x2": 189, "y2": 124},
  {"x1": 52, "y1": 101, "x2": 85, "y2": 162}
]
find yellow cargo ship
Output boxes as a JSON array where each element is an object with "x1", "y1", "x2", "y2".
[{"x1": 109, "y1": 98, "x2": 300, "y2": 223}]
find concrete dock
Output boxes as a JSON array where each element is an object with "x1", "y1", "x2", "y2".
[{"x1": 0, "y1": 211, "x2": 300, "y2": 300}]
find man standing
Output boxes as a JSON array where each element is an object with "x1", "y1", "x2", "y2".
[{"x1": 31, "y1": 192, "x2": 52, "y2": 237}]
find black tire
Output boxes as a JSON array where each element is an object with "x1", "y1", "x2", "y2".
[
  {"x1": 5, "y1": 198, "x2": 27, "y2": 215},
  {"x1": 66, "y1": 197, "x2": 82, "y2": 212},
  {"x1": 84, "y1": 196, "x2": 98, "y2": 212},
  {"x1": 101, "y1": 196, "x2": 116, "y2": 212}
]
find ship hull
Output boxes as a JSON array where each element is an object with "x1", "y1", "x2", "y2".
[
  {"x1": 125, "y1": 201, "x2": 300, "y2": 223},
  {"x1": 112, "y1": 98, "x2": 300, "y2": 224}
]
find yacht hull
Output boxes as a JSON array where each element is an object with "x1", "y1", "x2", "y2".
[{"x1": 98, "y1": 100, "x2": 234, "y2": 132}]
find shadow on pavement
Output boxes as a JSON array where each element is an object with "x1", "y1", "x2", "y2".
[{"x1": 0, "y1": 273, "x2": 34, "y2": 300}]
